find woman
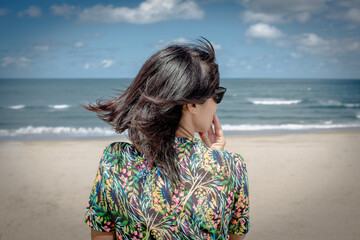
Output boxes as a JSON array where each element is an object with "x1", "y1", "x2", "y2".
[{"x1": 83, "y1": 37, "x2": 249, "y2": 240}]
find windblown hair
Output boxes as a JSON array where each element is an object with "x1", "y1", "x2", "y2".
[{"x1": 81, "y1": 37, "x2": 219, "y2": 188}]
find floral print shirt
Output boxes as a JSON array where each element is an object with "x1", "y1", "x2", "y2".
[{"x1": 84, "y1": 137, "x2": 249, "y2": 239}]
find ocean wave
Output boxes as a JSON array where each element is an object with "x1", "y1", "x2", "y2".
[
  {"x1": 222, "y1": 122, "x2": 360, "y2": 131},
  {"x1": 3, "y1": 104, "x2": 74, "y2": 110},
  {"x1": 2, "y1": 123, "x2": 360, "y2": 138},
  {"x1": 319, "y1": 100, "x2": 360, "y2": 108},
  {"x1": 344, "y1": 103, "x2": 360, "y2": 108},
  {"x1": 357, "y1": 114, "x2": 360, "y2": 119},
  {"x1": 0, "y1": 126, "x2": 117, "y2": 137},
  {"x1": 247, "y1": 98, "x2": 301, "y2": 105},
  {"x1": 48, "y1": 104, "x2": 71, "y2": 109},
  {"x1": 8, "y1": 105, "x2": 25, "y2": 109}
]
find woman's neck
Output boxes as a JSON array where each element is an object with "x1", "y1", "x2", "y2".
[
  {"x1": 175, "y1": 125, "x2": 194, "y2": 138},
  {"x1": 175, "y1": 107, "x2": 196, "y2": 138}
]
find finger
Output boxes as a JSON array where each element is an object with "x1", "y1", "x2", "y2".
[
  {"x1": 199, "y1": 132, "x2": 212, "y2": 148},
  {"x1": 213, "y1": 114, "x2": 224, "y2": 137},
  {"x1": 208, "y1": 121, "x2": 215, "y2": 136}
]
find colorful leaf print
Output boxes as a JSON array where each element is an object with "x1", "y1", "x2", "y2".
[{"x1": 85, "y1": 137, "x2": 249, "y2": 239}]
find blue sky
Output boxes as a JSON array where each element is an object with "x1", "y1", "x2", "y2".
[{"x1": 1, "y1": 0, "x2": 360, "y2": 79}]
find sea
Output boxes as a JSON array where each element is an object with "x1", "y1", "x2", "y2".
[{"x1": 1, "y1": 78, "x2": 360, "y2": 141}]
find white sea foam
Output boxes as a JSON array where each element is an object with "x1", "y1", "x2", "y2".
[
  {"x1": 222, "y1": 123, "x2": 360, "y2": 131},
  {"x1": 319, "y1": 100, "x2": 360, "y2": 108},
  {"x1": 8, "y1": 105, "x2": 25, "y2": 109},
  {"x1": 248, "y1": 98, "x2": 301, "y2": 105},
  {"x1": 319, "y1": 100, "x2": 341, "y2": 106},
  {"x1": 0, "y1": 126, "x2": 117, "y2": 137},
  {"x1": 357, "y1": 114, "x2": 360, "y2": 119},
  {"x1": 48, "y1": 104, "x2": 71, "y2": 109},
  {"x1": 2, "y1": 122, "x2": 360, "y2": 139},
  {"x1": 344, "y1": 103, "x2": 360, "y2": 108}
]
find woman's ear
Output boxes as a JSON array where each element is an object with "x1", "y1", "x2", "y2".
[{"x1": 183, "y1": 103, "x2": 198, "y2": 114}]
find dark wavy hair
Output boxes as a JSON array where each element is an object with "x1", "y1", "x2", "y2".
[{"x1": 81, "y1": 37, "x2": 219, "y2": 188}]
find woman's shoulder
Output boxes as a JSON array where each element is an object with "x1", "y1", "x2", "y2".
[
  {"x1": 102, "y1": 141, "x2": 141, "y2": 157},
  {"x1": 221, "y1": 150, "x2": 245, "y2": 162},
  {"x1": 179, "y1": 137, "x2": 246, "y2": 164},
  {"x1": 99, "y1": 141, "x2": 143, "y2": 168},
  {"x1": 212, "y1": 149, "x2": 247, "y2": 169},
  {"x1": 208, "y1": 146, "x2": 243, "y2": 160}
]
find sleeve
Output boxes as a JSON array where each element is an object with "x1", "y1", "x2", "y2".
[
  {"x1": 228, "y1": 153, "x2": 250, "y2": 235},
  {"x1": 84, "y1": 144, "x2": 115, "y2": 232}
]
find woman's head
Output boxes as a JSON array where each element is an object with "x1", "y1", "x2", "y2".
[
  {"x1": 132, "y1": 37, "x2": 219, "y2": 105},
  {"x1": 81, "y1": 37, "x2": 220, "y2": 187}
]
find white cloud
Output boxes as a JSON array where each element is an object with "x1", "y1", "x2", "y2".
[
  {"x1": 336, "y1": 0, "x2": 360, "y2": 8},
  {"x1": 241, "y1": 0, "x2": 327, "y2": 14},
  {"x1": 0, "y1": 8, "x2": 8, "y2": 16},
  {"x1": 18, "y1": 6, "x2": 42, "y2": 18},
  {"x1": 346, "y1": 41, "x2": 359, "y2": 51},
  {"x1": 1, "y1": 57, "x2": 14, "y2": 67},
  {"x1": 330, "y1": 58, "x2": 339, "y2": 64},
  {"x1": 344, "y1": 8, "x2": 360, "y2": 23},
  {"x1": 226, "y1": 58, "x2": 236, "y2": 67},
  {"x1": 171, "y1": 37, "x2": 189, "y2": 44},
  {"x1": 153, "y1": 37, "x2": 190, "y2": 48},
  {"x1": 290, "y1": 52, "x2": 302, "y2": 59},
  {"x1": 244, "y1": 26, "x2": 359, "y2": 56},
  {"x1": 84, "y1": 60, "x2": 114, "y2": 69},
  {"x1": 19, "y1": 57, "x2": 30, "y2": 65},
  {"x1": 296, "y1": 12, "x2": 310, "y2": 23},
  {"x1": 101, "y1": 59, "x2": 114, "y2": 68},
  {"x1": 243, "y1": 21, "x2": 359, "y2": 57},
  {"x1": 245, "y1": 23, "x2": 285, "y2": 39},
  {"x1": 290, "y1": 33, "x2": 360, "y2": 56},
  {"x1": 50, "y1": 4, "x2": 77, "y2": 18},
  {"x1": 84, "y1": 63, "x2": 91, "y2": 70},
  {"x1": 225, "y1": 58, "x2": 253, "y2": 71},
  {"x1": 33, "y1": 45, "x2": 49, "y2": 51},
  {"x1": 1, "y1": 57, "x2": 31, "y2": 68},
  {"x1": 78, "y1": 0, "x2": 204, "y2": 24},
  {"x1": 290, "y1": 33, "x2": 331, "y2": 55},
  {"x1": 328, "y1": 2, "x2": 360, "y2": 27},
  {"x1": 242, "y1": 11, "x2": 285, "y2": 24},
  {"x1": 241, "y1": 0, "x2": 360, "y2": 29},
  {"x1": 75, "y1": 42, "x2": 84, "y2": 48},
  {"x1": 212, "y1": 42, "x2": 222, "y2": 51},
  {"x1": 240, "y1": 0, "x2": 326, "y2": 24},
  {"x1": 152, "y1": 40, "x2": 167, "y2": 48},
  {"x1": 295, "y1": 33, "x2": 327, "y2": 47}
]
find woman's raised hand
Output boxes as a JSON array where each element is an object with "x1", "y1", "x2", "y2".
[{"x1": 199, "y1": 114, "x2": 226, "y2": 151}]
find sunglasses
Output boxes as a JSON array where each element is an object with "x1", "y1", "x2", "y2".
[{"x1": 214, "y1": 87, "x2": 227, "y2": 104}]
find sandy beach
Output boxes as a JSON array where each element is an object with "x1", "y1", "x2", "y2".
[{"x1": 0, "y1": 129, "x2": 359, "y2": 240}]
